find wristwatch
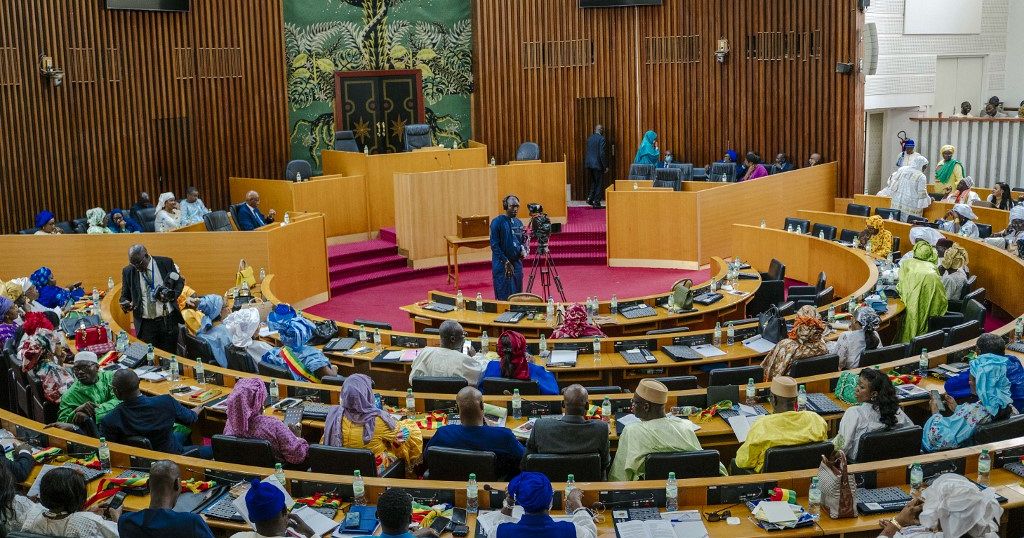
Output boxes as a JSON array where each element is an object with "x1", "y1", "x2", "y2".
[{"x1": 888, "y1": 518, "x2": 903, "y2": 531}]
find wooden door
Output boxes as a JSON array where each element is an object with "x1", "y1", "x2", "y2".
[
  {"x1": 574, "y1": 97, "x2": 616, "y2": 200},
  {"x1": 334, "y1": 70, "x2": 425, "y2": 154}
]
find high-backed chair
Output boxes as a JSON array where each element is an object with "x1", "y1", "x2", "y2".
[
  {"x1": 709, "y1": 162, "x2": 737, "y2": 181},
  {"x1": 972, "y1": 415, "x2": 1024, "y2": 445},
  {"x1": 307, "y1": 444, "x2": 404, "y2": 477},
  {"x1": 928, "y1": 299, "x2": 986, "y2": 332},
  {"x1": 950, "y1": 288, "x2": 985, "y2": 313},
  {"x1": 508, "y1": 293, "x2": 544, "y2": 303},
  {"x1": 425, "y1": 446, "x2": 497, "y2": 481},
  {"x1": 787, "y1": 353, "x2": 839, "y2": 378},
  {"x1": 18, "y1": 227, "x2": 40, "y2": 235},
  {"x1": 257, "y1": 361, "x2": 292, "y2": 380},
  {"x1": 943, "y1": 320, "x2": 983, "y2": 347},
  {"x1": 846, "y1": 203, "x2": 871, "y2": 217},
  {"x1": 859, "y1": 343, "x2": 908, "y2": 368},
  {"x1": 891, "y1": 236, "x2": 901, "y2": 254},
  {"x1": 333, "y1": 130, "x2": 359, "y2": 152},
  {"x1": 412, "y1": 376, "x2": 468, "y2": 410},
  {"x1": 353, "y1": 319, "x2": 392, "y2": 331},
  {"x1": 523, "y1": 453, "x2": 602, "y2": 482},
  {"x1": 627, "y1": 164, "x2": 655, "y2": 181},
  {"x1": 182, "y1": 330, "x2": 216, "y2": 364},
  {"x1": 763, "y1": 442, "x2": 834, "y2": 472},
  {"x1": 760, "y1": 258, "x2": 786, "y2": 282},
  {"x1": 134, "y1": 207, "x2": 157, "y2": 233},
  {"x1": 875, "y1": 207, "x2": 901, "y2": 221},
  {"x1": 285, "y1": 160, "x2": 313, "y2": 181},
  {"x1": 977, "y1": 224, "x2": 992, "y2": 239},
  {"x1": 481, "y1": 377, "x2": 539, "y2": 395},
  {"x1": 71, "y1": 218, "x2": 89, "y2": 234},
  {"x1": 745, "y1": 280, "x2": 784, "y2": 317},
  {"x1": 644, "y1": 450, "x2": 722, "y2": 479},
  {"x1": 320, "y1": 375, "x2": 347, "y2": 386},
  {"x1": 229, "y1": 203, "x2": 246, "y2": 231},
  {"x1": 783, "y1": 217, "x2": 810, "y2": 234},
  {"x1": 583, "y1": 386, "x2": 622, "y2": 395},
  {"x1": 55, "y1": 221, "x2": 75, "y2": 234},
  {"x1": 404, "y1": 124, "x2": 433, "y2": 151},
  {"x1": 787, "y1": 272, "x2": 826, "y2": 303},
  {"x1": 515, "y1": 142, "x2": 540, "y2": 161},
  {"x1": 666, "y1": 162, "x2": 694, "y2": 180},
  {"x1": 653, "y1": 168, "x2": 682, "y2": 191},
  {"x1": 203, "y1": 210, "x2": 233, "y2": 232},
  {"x1": 810, "y1": 223, "x2": 836, "y2": 240},
  {"x1": 856, "y1": 426, "x2": 923, "y2": 463},
  {"x1": 839, "y1": 229, "x2": 860, "y2": 243},
  {"x1": 906, "y1": 214, "x2": 928, "y2": 225},
  {"x1": 708, "y1": 365, "x2": 763, "y2": 387},
  {"x1": 909, "y1": 330, "x2": 946, "y2": 357},
  {"x1": 225, "y1": 346, "x2": 257, "y2": 374},
  {"x1": 211, "y1": 435, "x2": 276, "y2": 467},
  {"x1": 654, "y1": 376, "x2": 699, "y2": 390}
]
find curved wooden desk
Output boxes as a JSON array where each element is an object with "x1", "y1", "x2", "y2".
[{"x1": 853, "y1": 193, "x2": 1011, "y2": 232}]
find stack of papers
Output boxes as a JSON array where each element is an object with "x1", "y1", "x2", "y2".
[
  {"x1": 614, "y1": 512, "x2": 708, "y2": 538},
  {"x1": 727, "y1": 413, "x2": 762, "y2": 442},
  {"x1": 752, "y1": 501, "x2": 801, "y2": 524},
  {"x1": 742, "y1": 336, "x2": 776, "y2": 353},
  {"x1": 691, "y1": 344, "x2": 726, "y2": 357},
  {"x1": 512, "y1": 418, "x2": 538, "y2": 440}
]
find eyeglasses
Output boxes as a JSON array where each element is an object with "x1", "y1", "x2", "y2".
[{"x1": 704, "y1": 509, "x2": 731, "y2": 522}]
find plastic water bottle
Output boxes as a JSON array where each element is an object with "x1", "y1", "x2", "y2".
[
  {"x1": 91, "y1": 287, "x2": 100, "y2": 303},
  {"x1": 466, "y1": 474, "x2": 479, "y2": 513},
  {"x1": 827, "y1": 305, "x2": 836, "y2": 324},
  {"x1": 727, "y1": 323, "x2": 735, "y2": 345},
  {"x1": 539, "y1": 334, "x2": 548, "y2": 354},
  {"x1": 978, "y1": 449, "x2": 991, "y2": 487},
  {"x1": 456, "y1": 290, "x2": 464, "y2": 310},
  {"x1": 107, "y1": 276, "x2": 115, "y2": 292},
  {"x1": 1016, "y1": 317, "x2": 1023, "y2": 342},
  {"x1": 807, "y1": 477, "x2": 821, "y2": 516},
  {"x1": 406, "y1": 389, "x2": 416, "y2": 412},
  {"x1": 632, "y1": 181, "x2": 638, "y2": 191},
  {"x1": 818, "y1": 230, "x2": 825, "y2": 240},
  {"x1": 565, "y1": 474, "x2": 576, "y2": 514},
  {"x1": 268, "y1": 379, "x2": 279, "y2": 405},
  {"x1": 786, "y1": 224, "x2": 794, "y2": 233},
  {"x1": 512, "y1": 389, "x2": 522, "y2": 419},
  {"x1": 358, "y1": 325, "x2": 367, "y2": 342},
  {"x1": 610, "y1": 295, "x2": 618, "y2": 315},
  {"x1": 295, "y1": 170, "x2": 302, "y2": 182},
  {"x1": 592, "y1": 336, "x2": 601, "y2": 356},
  {"x1": 847, "y1": 296, "x2": 857, "y2": 314},
  {"x1": 481, "y1": 331, "x2": 489, "y2": 352},
  {"x1": 194, "y1": 358, "x2": 205, "y2": 385},
  {"x1": 797, "y1": 385, "x2": 807, "y2": 411},
  {"x1": 168, "y1": 355, "x2": 179, "y2": 382},
  {"x1": 602, "y1": 397, "x2": 612, "y2": 418},
  {"x1": 476, "y1": 293, "x2": 484, "y2": 313},
  {"x1": 363, "y1": 145, "x2": 369, "y2": 155},
  {"x1": 490, "y1": 156, "x2": 496, "y2": 166},
  {"x1": 373, "y1": 393, "x2": 382, "y2": 410},
  {"x1": 746, "y1": 378, "x2": 756, "y2": 405},
  {"x1": 372, "y1": 328, "x2": 382, "y2": 347},
  {"x1": 919, "y1": 349, "x2": 929, "y2": 375},
  {"x1": 353, "y1": 470, "x2": 366, "y2": 505},
  {"x1": 274, "y1": 463, "x2": 286, "y2": 485},
  {"x1": 146, "y1": 343, "x2": 155, "y2": 365},
  {"x1": 666, "y1": 472, "x2": 678, "y2": 511},
  {"x1": 258, "y1": 267, "x2": 266, "y2": 282},
  {"x1": 910, "y1": 462, "x2": 923, "y2": 494},
  {"x1": 760, "y1": 218, "x2": 766, "y2": 228},
  {"x1": 282, "y1": 212, "x2": 290, "y2": 226},
  {"x1": 546, "y1": 297, "x2": 555, "y2": 320},
  {"x1": 115, "y1": 331, "x2": 127, "y2": 353},
  {"x1": 98, "y1": 437, "x2": 111, "y2": 472},
  {"x1": 712, "y1": 322, "x2": 722, "y2": 346}
]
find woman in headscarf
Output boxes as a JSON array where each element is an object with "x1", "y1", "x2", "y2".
[
  {"x1": 986, "y1": 204, "x2": 1024, "y2": 255},
  {"x1": 878, "y1": 473, "x2": 1001, "y2": 537},
  {"x1": 760, "y1": 305, "x2": 830, "y2": 381},
  {"x1": 897, "y1": 241, "x2": 948, "y2": 342},
  {"x1": 17, "y1": 315, "x2": 73, "y2": 403},
  {"x1": 985, "y1": 181, "x2": 1013, "y2": 210},
  {"x1": 479, "y1": 330, "x2": 559, "y2": 395},
  {"x1": 739, "y1": 151, "x2": 768, "y2": 182},
  {"x1": 261, "y1": 317, "x2": 337, "y2": 382},
  {"x1": 828, "y1": 306, "x2": 881, "y2": 370},
  {"x1": 939, "y1": 203, "x2": 980, "y2": 238},
  {"x1": 858, "y1": 215, "x2": 894, "y2": 258},
  {"x1": 32, "y1": 211, "x2": 61, "y2": 235},
  {"x1": 154, "y1": 192, "x2": 181, "y2": 232},
  {"x1": 938, "y1": 244, "x2": 969, "y2": 301},
  {"x1": 182, "y1": 294, "x2": 232, "y2": 368},
  {"x1": 0, "y1": 295, "x2": 23, "y2": 347},
  {"x1": 934, "y1": 144, "x2": 965, "y2": 188},
  {"x1": 550, "y1": 303, "x2": 605, "y2": 339},
  {"x1": 878, "y1": 154, "x2": 930, "y2": 218},
  {"x1": 107, "y1": 208, "x2": 142, "y2": 234},
  {"x1": 223, "y1": 307, "x2": 274, "y2": 370},
  {"x1": 899, "y1": 227, "x2": 943, "y2": 265},
  {"x1": 941, "y1": 176, "x2": 981, "y2": 205},
  {"x1": 632, "y1": 130, "x2": 660, "y2": 166},
  {"x1": 836, "y1": 368, "x2": 912, "y2": 461},
  {"x1": 223, "y1": 377, "x2": 309, "y2": 465},
  {"x1": 29, "y1": 267, "x2": 83, "y2": 310},
  {"x1": 321, "y1": 374, "x2": 423, "y2": 474},
  {"x1": 83, "y1": 207, "x2": 111, "y2": 235},
  {"x1": 923, "y1": 354, "x2": 1016, "y2": 452}
]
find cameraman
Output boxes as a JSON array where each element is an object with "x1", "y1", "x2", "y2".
[
  {"x1": 119, "y1": 244, "x2": 185, "y2": 353},
  {"x1": 490, "y1": 195, "x2": 528, "y2": 301}
]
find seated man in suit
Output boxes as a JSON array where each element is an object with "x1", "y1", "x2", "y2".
[
  {"x1": 732, "y1": 376, "x2": 828, "y2": 473},
  {"x1": 608, "y1": 380, "x2": 726, "y2": 481},
  {"x1": 409, "y1": 320, "x2": 485, "y2": 385},
  {"x1": 524, "y1": 384, "x2": 610, "y2": 479},
  {"x1": 427, "y1": 387, "x2": 524, "y2": 480},
  {"x1": 236, "y1": 190, "x2": 277, "y2": 231}
]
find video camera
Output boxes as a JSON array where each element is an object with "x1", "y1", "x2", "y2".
[{"x1": 527, "y1": 203, "x2": 552, "y2": 254}]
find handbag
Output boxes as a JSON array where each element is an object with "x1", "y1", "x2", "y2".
[
  {"x1": 307, "y1": 319, "x2": 340, "y2": 346},
  {"x1": 671, "y1": 279, "x2": 694, "y2": 311},
  {"x1": 75, "y1": 325, "x2": 114, "y2": 354},
  {"x1": 758, "y1": 305, "x2": 787, "y2": 343},
  {"x1": 236, "y1": 259, "x2": 256, "y2": 289},
  {"x1": 816, "y1": 450, "x2": 857, "y2": 519},
  {"x1": 39, "y1": 364, "x2": 75, "y2": 404},
  {"x1": 833, "y1": 370, "x2": 859, "y2": 404}
]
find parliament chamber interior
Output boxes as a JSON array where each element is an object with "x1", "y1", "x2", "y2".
[{"x1": 3, "y1": 0, "x2": 1024, "y2": 537}]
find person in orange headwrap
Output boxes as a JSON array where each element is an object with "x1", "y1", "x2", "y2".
[
  {"x1": 760, "y1": 306, "x2": 830, "y2": 382},
  {"x1": 478, "y1": 330, "x2": 560, "y2": 395}
]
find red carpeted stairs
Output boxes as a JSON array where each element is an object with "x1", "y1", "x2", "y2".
[{"x1": 328, "y1": 207, "x2": 608, "y2": 296}]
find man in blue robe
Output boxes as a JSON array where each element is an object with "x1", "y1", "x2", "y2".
[{"x1": 490, "y1": 195, "x2": 527, "y2": 301}]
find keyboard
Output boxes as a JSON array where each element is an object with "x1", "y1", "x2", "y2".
[
  {"x1": 694, "y1": 292, "x2": 724, "y2": 305},
  {"x1": 324, "y1": 337, "x2": 357, "y2": 352},
  {"x1": 661, "y1": 345, "x2": 702, "y2": 361},
  {"x1": 202, "y1": 491, "x2": 245, "y2": 522},
  {"x1": 718, "y1": 405, "x2": 768, "y2": 420},
  {"x1": 63, "y1": 463, "x2": 106, "y2": 483},
  {"x1": 856, "y1": 487, "x2": 912, "y2": 514},
  {"x1": 737, "y1": 273, "x2": 760, "y2": 280},
  {"x1": 1008, "y1": 342, "x2": 1024, "y2": 353},
  {"x1": 627, "y1": 507, "x2": 663, "y2": 521},
  {"x1": 495, "y1": 311, "x2": 525, "y2": 324},
  {"x1": 620, "y1": 305, "x2": 657, "y2": 319},
  {"x1": 805, "y1": 393, "x2": 845, "y2": 414},
  {"x1": 620, "y1": 348, "x2": 656, "y2": 365},
  {"x1": 1004, "y1": 461, "x2": 1024, "y2": 478},
  {"x1": 301, "y1": 402, "x2": 333, "y2": 420},
  {"x1": 116, "y1": 469, "x2": 149, "y2": 480},
  {"x1": 423, "y1": 302, "x2": 456, "y2": 313}
]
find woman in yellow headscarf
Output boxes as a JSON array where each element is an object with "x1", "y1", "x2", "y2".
[
  {"x1": 935, "y1": 145, "x2": 965, "y2": 188},
  {"x1": 897, "y1": 241, "x2": 948, "y2": 342},
  {"x1": 939, "y1": 244, "x2": 969, "y2": 301},
  {"x1": 858, "y1": 215, "x2": 894, "y2": 258}
]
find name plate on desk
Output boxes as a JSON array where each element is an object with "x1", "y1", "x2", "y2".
[
  {"x1": 457, "y1": 215, "x2": 489, "y2": 238},
  {"x1": 673, "y1": 334, "x2": 710, "y2": 347},
  {"x1": 553, "y1": 341, "x2": 594, "y2": 353},
  {"x1": 613, "y1": 339, "x2": 656, "y2": 352},
  {"x1": 707, "y1": 482, "x2": 776, "y2": 505}
]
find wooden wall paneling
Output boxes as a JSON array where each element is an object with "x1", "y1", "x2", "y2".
[{"x1": 0, "y1": 0, "x2": 287, "y2": 233}]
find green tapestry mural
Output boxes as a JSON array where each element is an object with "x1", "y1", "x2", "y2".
[{"x1": 284, "y1": 0, "x2": 472, "y2": 171}]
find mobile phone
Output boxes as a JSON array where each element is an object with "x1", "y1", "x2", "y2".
[
  {"x1": 430, "y1": 516, "x2": 451, "y2": 533},
  {"x1": 930, "y1": 390, "x2": 946, "y2": 413},
  {"x1": 344, "y1": 510, "x2": 361, "y2": 529},
  {"x1": 273, "y1": 397, "x2": 302, "y2": 411},
  {"x1": 451, "y1": 507, "x2": 467, "y2": 526},
  {"x1": 107, "y1": 491, "x2": 127, "y2": 510},
  {"x1": 451, "y1": 524, "x2": 470, "y2": 537}
]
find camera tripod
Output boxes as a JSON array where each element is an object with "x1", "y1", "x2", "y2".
[{"x1": 525, "y1": 243, "x2": 566, "y2": 302}]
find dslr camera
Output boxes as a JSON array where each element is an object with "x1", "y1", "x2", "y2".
[
  {"x1": 154, "y1": 285, "x2": 177, "y2": 303},
  {"x1": 527, "y1": 203, "x2": 552, "y2": 254}
]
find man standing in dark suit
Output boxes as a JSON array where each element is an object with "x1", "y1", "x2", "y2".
[
  {"x1": 523, "y1": 384, "x2": 610, "y2": 479},
  {"x1": 584, "y1": 125, "x2": 609, "y2": 209},
  {"x1": 119, "y1": 245, "x2": 185, "y2": 353},
  {"x1": 236, "y1": 190, "x2": 277, "y2": 231}
]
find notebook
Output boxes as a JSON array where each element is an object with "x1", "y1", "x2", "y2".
[{"x1": 333, "y1": 506, "x2": 379, "y2": 536}]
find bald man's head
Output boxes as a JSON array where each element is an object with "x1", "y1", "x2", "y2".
[
  {"x1": 439, "y1": 320, "x2": 466, "y2": 351},
  {"x1": 562, "y1": 384, "x2": 589, "y2": 416},
  {"x1": 148, "y1": 460, "x2": 182, "y2": 508},
  {"x1": 111, "y1": 368, "x2": 141, "y2": 400},
  {"x1": 456, "y1": 386, "x2": 483, "y2": 425}
]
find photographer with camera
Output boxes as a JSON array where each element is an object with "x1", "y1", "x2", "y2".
[
  {"x1": 119, "y1": 244, "x2": 185, "y2": 353},
  {"x1": 490, "y1": 195, "x2": 528, "y2": 301}
]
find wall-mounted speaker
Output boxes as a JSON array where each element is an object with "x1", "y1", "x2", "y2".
[{"x1": 862, "y1": 22, "x2": 878, "y2": 76}]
